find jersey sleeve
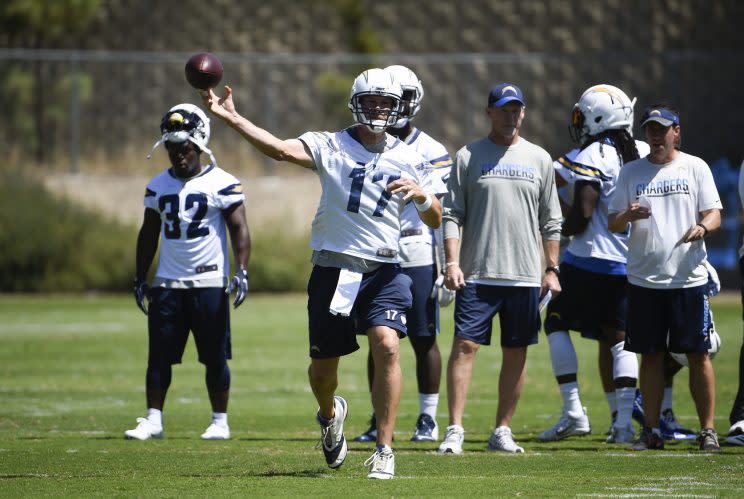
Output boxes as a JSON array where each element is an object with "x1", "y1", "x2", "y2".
[
  {"x1": 564, "y1": 144, "x2": 611, "y2": 185},
  {"x1": 608, "y1": 166, "x2": 631, "y2": 213},
  {"x1": 298, "y1": 131, "x2": 331, "y2": 172},
  {"x1": 214, "y1": 171, "x2": 246, "y2": 210},
  {"x1": 143, "y1": 180, "x2": 158, "y2": 211},
  {"x1": 696, "y1": 159, "x2": 723, "y2": 212}
]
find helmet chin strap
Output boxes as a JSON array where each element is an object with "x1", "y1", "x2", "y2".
[{"x1": 146, "y1": 134, "x2": 217, "y2": 167}]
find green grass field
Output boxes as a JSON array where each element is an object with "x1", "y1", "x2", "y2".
[{"x1": 1, "y1": 294, "x2": 743, "y2": 497}]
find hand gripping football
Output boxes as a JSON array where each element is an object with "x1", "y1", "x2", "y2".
[{"x1": 185, "y1": 52, "x2": 223, "y2": 91}]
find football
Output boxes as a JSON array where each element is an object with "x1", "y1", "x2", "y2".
[{"x1": 184, "y1": 52, "x2": 223, "y2": 91}]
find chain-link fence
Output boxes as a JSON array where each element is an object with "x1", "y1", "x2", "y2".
[
  {"x1": 2, "y1": 48, "x2": 742, "y2": 285},
  {"x1": 2, "y1": 49, "x2": 742, "y2": 175}
]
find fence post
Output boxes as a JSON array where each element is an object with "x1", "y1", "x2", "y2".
[{"x1": 69, "y1": 53, "x2": 80, "y2": 174}]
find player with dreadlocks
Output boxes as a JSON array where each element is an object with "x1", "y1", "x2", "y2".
[{"x1": 538, "y1": 84, "x2": 647, "y2": 445}]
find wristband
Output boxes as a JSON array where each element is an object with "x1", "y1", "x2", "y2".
[
  {"x1": 545, "y1": 265, "x2": 560, "y2": 276},
  {"x1": 445, "y1": 262, "x2": 459, "y2": 268},
  {"x1": 414, "y1": 194, "x2": 433, "y2": 212},
  {"x1": 697, "y1": 223, "x2": 708, "y2": 236}
]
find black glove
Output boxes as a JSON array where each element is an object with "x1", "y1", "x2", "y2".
[
  {"x1": 226, "y1": 269, "x2": 249, "y2": 309},
  {"x1": 133, "y1": 277, "x2": 149, "y2": 315}
]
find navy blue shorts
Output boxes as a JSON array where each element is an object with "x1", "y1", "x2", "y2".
[
  {"x1": 453, "y1": 284, "x2": 540, "y2": 347},
  {"x1": 307, "y1": 264, "x2": 412, "y2": 359},
  {"x1": 625, "y1": 283, "x2": 711, "y2": 354},
  {"x1": 401, "y1": 264, "x2": 438, "y2": 338},
  {"x1": 147, "y1": 287, "x2": 231, "y2": 365},
  {"x1": 544, "y1": 263, "x2": 627, "y2": 340}
]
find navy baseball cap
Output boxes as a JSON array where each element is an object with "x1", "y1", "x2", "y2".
[
  {"x1": 640, "y1": 107, "x2": 680, "y2": 127},
  {"x1": 488, "y1": 83, "x2": 525, "y2": 107}
]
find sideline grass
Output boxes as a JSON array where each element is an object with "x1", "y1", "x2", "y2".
[{"x1": 1, "y1": 294, "x2": 743, "y2": 496}]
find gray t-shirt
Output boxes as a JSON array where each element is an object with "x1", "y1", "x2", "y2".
[{"x1": 443, "y1": 136, "x2": 562, "y2": 285}]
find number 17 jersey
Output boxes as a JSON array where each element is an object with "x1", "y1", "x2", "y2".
[{"x1": 300, "y1": 128, "x2": 442, "y2": 263}]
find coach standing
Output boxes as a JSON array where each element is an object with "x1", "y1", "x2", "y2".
[
  {"x1": 437, "y1": 83, "x2": 563, "y2": 455},
  {"x1": 608, "y1": 104, "x2": 722, "y2": 452}
]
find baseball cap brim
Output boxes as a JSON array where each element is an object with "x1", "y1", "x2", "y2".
[
  {"x1": 641, "y1": 116, "x2": 675, "y2": 127},
  {"x1": 492, "y1": 96, "x2": 525, "y2": 107}
]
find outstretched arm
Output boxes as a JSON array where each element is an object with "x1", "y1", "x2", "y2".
[{"x1": 203, "y1": 86, "x2": 314, "y2": 169}]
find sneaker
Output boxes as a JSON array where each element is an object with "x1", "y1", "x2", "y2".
[
  {"x1": 629, "y1": 427, "x2": 665, "y2": 451},
  {"x1": 353, "y1": 414, "x2": 378, "y2": 442},
  {"x1": 124, "y1": 417, "x2": 163, "y2": 440},
  {"x1": 606, "y1": 423, "x2": 635, "y2": 444},
  {"x1": 411, "y1": 413, "x2": 439, "y2": 442},
  {"x1": 201, "y1": 423, "x2": 230, "y2": 440},
  {"x1": 726, "y1": 420, "x2": 744, "y2": 446},
  {"x1": 316, "y1": 396, "x2": 348, "y2": 469},
  {"x1": 660, "y1": 408, "x2": 696, "y2": 440},
  {"x1": 537, "y1": 408, "x2": 591, "y2": 442},
  {"x1": 365, "y1": 446, "x2": 395, "y2": 479},
  {"x1": 487, "y1": 426, "x2": 524, "y2": 453},
  {"x1": 437, "y1": 425, "x2": 464, "y2": 454},
  {"x1": 632, "y1": 389, "x2": 645, "y2": 427},
  {"x1": 698, "y1": 428, "x2": 721, "y2": 452}
]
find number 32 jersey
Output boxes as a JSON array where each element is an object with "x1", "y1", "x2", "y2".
[
  {"x1": 300, "y1": 128, "x2": 443, "y2": 263},
  {"x1": 143, "y1": 164, "x2": 245, "y2": 285}
]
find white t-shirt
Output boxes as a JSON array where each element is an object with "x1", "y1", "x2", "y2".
[
  {"x1": 738, "y1": 159, "x2": 744, "y2": 257},
  {"x1": 559, "y1": 139, "x2": 650, "y2": 263},
  {"x1": 299, "y1": 128, "x2": 440, "y2": 263},
  {"x1": 397, "y1": 127, "x2": 451, "y2": 267},
  {"x1": 609, "y1": 151, "x2": 722, "y2": 288},
  {"x1": 144, "y1": 164, "x2": 245, "y2": 286}
]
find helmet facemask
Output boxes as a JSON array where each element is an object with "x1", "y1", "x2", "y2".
[
  {"x1": 348, "y1": 68, "x2": 404, "y2": 133},
  {"x1": 385, "y1": 65, "x2": 424, "y2": 128},
  {"x1": 147, "y1": 103, "x2": 217, "y2": 166}
]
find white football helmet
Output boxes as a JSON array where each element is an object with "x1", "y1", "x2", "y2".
[
  {"x1": 385, "y1": 65, "x2": 424, "y2": 128},
  {"x1": 147, "y1": 103, "x2": 216, "y2": 165},
  {"x1": 669, "y1": 328, "x2": 722, "y2": 367},
  {"x1": 569, "y1": 84, "x2": 637, "y2": 144},
  {"x1": 348, "y1": 68, "x2": 403, "y2": 133}
]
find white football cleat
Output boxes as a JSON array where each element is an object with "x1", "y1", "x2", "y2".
[
  {"x1": 605, "y1": 423, "x2": 635, "y2": 444},
  {"x1": 437, "y1": 425, "x2": 464, "y2": 454},
  {"x1": 124, "y1": 417, "x2": 164, "y2": 440},
  {"x1": 201, "y1": 423, "x2": 230, "y2": 440},
  {"x1": 411, "y1": 413, "x2": 439, "y2": 442},
  {"x1": 365, "y1": 446, "x2": 395, "y2": 479},
  {"x1": 317, "y1": 396, "x2": 348, "y2": 468},
  {"x1": 538, "y1": 408, "x2": 591, "y2": 442},
  {"x1": 487, "y1": 426, "x2": 524, "y2": 453}
]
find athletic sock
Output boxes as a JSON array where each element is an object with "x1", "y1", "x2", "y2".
[
  {"x1": 606, "y1": 392, "x2": 617, "y2": 415},
  {"x1": 615, "y1": 387, "x2": 635, "y2": 427},
  {"x1": 419, "y1": 393, "x2": 439, "y2": 419},
  {"x1": 147, "y1": 408, "x2": 163, "y2": 427},
  {"x1": 661, "y1": 387, "x2": 673, "y2": 413},
  {"x1": 212, "y1": 412, "x2": 228, "y2": 427},
  {"x1": 559, "y1": 381, "x2": 583, "y2": 416}
]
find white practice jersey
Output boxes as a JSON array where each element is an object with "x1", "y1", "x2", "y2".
[
  {"x1": 299, "y1": 128, "x2": 442, "y2": 263},
  {"x1": 144, "y1": 164, "x2": 245, "y2": 286},
  {"x1": 397, "y1": 128, "x2": 452, "y2": 267},
  {"x1": 739, "y1": 159, "x2": 744, "y2": 257},
  {"x1": 558, "y1": 139, "x2": 650, "y2": 263},
  {"x1": 609, "y1": 151, "x2": 722, "y2": 288},
  {"x1": 553, "y1": 148, "x2": 580, "y2": 206}
]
